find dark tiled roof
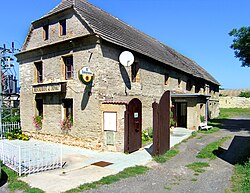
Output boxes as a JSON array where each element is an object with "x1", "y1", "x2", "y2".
[{"x1": 39, "y1": 0, "x2": 220, "y2": 85}]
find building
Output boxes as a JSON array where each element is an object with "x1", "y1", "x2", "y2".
[{"x1": 16, "y1": 0, "x2": 220, "y2": 152}]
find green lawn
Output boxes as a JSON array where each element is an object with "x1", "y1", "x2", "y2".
[{"x1": 219, "y1": 108, "x2": 250, "y2": 119}]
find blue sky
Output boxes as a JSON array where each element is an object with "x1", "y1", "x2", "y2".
[{"x1": 1, "y1": 0, "x2": 250, "y2": 89}]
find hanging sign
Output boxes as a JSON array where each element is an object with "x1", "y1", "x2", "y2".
[{"x1": 78, "y1": 66, "x2": 94, "y2": 85}]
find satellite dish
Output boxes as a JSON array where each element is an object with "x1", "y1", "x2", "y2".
[{"x1": 119, "y1": 51, "x2": 134, "y2": 67}]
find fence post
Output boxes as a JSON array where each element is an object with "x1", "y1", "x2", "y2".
[
  {"x1": 18, "y1": 145, "x2": 21, "y2": 176},
  {"x1": 60, "y1": 142, "x2": 62, "y2": 167}
]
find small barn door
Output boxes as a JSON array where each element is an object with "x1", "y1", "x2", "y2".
[{"x1": 124, "y1": 98, "x2": 142, "y2": 153}]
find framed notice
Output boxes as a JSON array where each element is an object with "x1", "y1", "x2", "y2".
[{"x1": 103, "y1": 112, "x2": 117, "y2": 131}]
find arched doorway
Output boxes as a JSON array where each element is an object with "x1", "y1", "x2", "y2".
[{"x1": 124, "y1": 98, "x2": 142, "y2": 153}]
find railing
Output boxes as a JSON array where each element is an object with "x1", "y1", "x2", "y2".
[
  {"x1": 0, "y1": 140, "x2": 63, "y2": 176},
  {"x1": 0, "y1": 122, "x2": 21, "y2": 139}
]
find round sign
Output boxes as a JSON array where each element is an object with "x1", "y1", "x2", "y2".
[
  {"x1": 119, "y1": 51, "x2": 134, "y2": 67},
  {"x1": 78, "y1": 66, "x2": 94, "y2": 85}
]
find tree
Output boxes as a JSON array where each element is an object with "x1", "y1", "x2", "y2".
[{"x1": 229, "y1": 27, "x2": 250, "y2": 67}]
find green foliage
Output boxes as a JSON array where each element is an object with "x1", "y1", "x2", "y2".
[
  {"x1": 239, "y1": 91, "x2": 250, "y2": 98},
  {"x1": 200, "y1": 115, "x2": 205, "y2": 122},
  {"x1": 170, "y1": 111, "x2": 175, "y2": 126},
  {"x1": 229, "y1": 159, "x2": 250, "y2": 193},
  {"x1": 197, "y1": 136, "x2": 231, "y2": 160},
  {"x1": 186, "y1": 162, "x2": 210, "y2": 173},
  {"x1": 142, "y1": 127, "x2": 153, "y2": 143},
  {"x1": 1, "y1": 165, "x2": 45, "y2": 193},
  {"x1": 153, "y1": 149, "x2": 179, "y2": 163},
  {"x1": 219, "y1": 108, "x2": 250, "y2": 119},
  {"x1": 4, "y1": 127, "x2": 29, "y2": 141},
  {"x1": 229, "y1": 27, "x2": 250, "y2": 67},
  {"x1": 1, "y1": 107, "x2": 20, "y2": 123},
  {"x1": 65, "y1": 166, "x2": 149, "y2": 193}
]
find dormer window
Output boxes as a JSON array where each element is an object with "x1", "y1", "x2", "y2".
[
  {"x1": 60, "y1": 19, "x2": 66, "y2": 36},
  {"x1": 43, "y1": 25, "x2": 49, "y2": 40}
]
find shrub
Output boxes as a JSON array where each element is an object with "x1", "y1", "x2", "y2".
[
  {"x1": 239, "y1": 92, "x2": 250, "y2": 98},
  {"x1": 33, "y1": 115, "x2": 43, "y2": 130},
  {"x1": 142, "y1": 127, "x2": 153, "y2": 142},
  {"x1": 4, "y1": 127, "x2": 29, "y2": 141},
  {"x1": 61, "y1": 116, "x2": 73, "y2": 133}
]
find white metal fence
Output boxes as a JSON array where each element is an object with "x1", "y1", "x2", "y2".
[
  {"x1": 0, "y1": 140, "x2": 63, "y2": 176},
  {"x1": 0, "y1": 122, "x2": 21, "y2": 139}
]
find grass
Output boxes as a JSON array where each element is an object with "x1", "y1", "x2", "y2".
[
  {"x1": 219, "y1": 108, "x2": 250, "y2": 119},
  {"x1": 228, "y1": 160, "x2": 250, "y2": 193},
  {"x1": 153, "y1": 148, "x2": 180, "y2": 163},
  {"x1": 2, "y1": 165, "x2": 45, "y2": 193},
  {"x1": 186, "y1": 162, "x2": 210, "y2": 173},
  {"x1": 198, "y1": 127, "x2": 220, "y2": 134},
  {"x1": 64, "y1": 166, "x2": 149, "y2": 193},
  {"x1": 196, "y1": 136, "x2": 231, "y2": 160}
]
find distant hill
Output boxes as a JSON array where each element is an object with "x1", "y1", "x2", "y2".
[{"x1": 220, "y1": 89, "x2": 250, "y2": 97}]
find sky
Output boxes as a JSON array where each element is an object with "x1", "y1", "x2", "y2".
[{"x1": 1, "y1": 0, "x2": 250, "y2": 89}]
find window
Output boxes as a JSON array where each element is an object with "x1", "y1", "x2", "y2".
[
  {"x1": 60, "y1": 19, "x2": 66, "y2": 36},
  {"x1": 131, "y1": 62, "x2": 140, "y2": 82},
  {"x1": 186, "y1": 80, "x2": 192, "y2": 91},
  {"x1": 195, "y1": 85, "x2": 200, "y2": 93},
  {"x1": 64, "y1": 56, "x2": 73, "y2": 80},
  {"x1": 35, "y1": 62, "x2": 43, "y2": 83},
  {"x1": 43, "y1": 25, "x2": 49, "y2": 40},
  {"x1": 178, "y1": 78, "x2": 182, "y2": 88},
  {"x1": 164, "y1": 73, "x2": 169, "y2": 85},
  {"x1": 62, "y1": 99, "x2": 73, "y2": 119},
  {"x1": 36, "y1": 99, "x2": 43, "y2": 116}
]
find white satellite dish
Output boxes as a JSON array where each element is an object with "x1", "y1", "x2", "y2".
[{"x1": 119, "y1": 51, "x2": 134, "y2": 67}]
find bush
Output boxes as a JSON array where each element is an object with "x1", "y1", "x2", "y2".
[
  {"x1": 33, "y1": 115, "x2": 43, "y2": 130},
  {"x1": 4, "y1": 127, "x2": 29, "y2": 141},
  {"x1": 142, "y1": 127, "x2": 153, "y2": 142},
  {"x1": 239, "y1": 92, "x2": 250, "y2": 98}
]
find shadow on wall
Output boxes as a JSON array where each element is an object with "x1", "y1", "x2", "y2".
[
  {"x1": 119, "y1": 63, "x2": 131, "y2": 90},
  {"x1": 81, "y1": 84, "x2": 92, "y2": 110},
  {"x1": 214, "y1": 136, "x2": 250, "y2": 165}
]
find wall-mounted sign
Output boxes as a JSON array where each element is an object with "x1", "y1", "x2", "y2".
[
  {"x1": 103, "y1": 112, "x2": 117, "y2": 132},
  {"x1": 32, "y1": 83, "x2": 66, "y2": 94},
  {"x1": 78, "y1": 66, "x2": 94, "y2": 85}
]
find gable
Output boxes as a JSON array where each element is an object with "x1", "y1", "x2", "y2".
[{"x1": 22, "y1": 8, "x2": 92, "y2": 51}]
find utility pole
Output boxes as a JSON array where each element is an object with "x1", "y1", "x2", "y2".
[{"x1": 0, "y1": 42, "x2": 20, "y2": 128}]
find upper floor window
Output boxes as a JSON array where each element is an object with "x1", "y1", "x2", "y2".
[
  {"x1": 186, "y1": 80, "x2": 192, "y2": 91},
  {"x1": 131, "y1": 62, "x2": 140, "y2": 82},
  {"x1": 35, "y1": 62, "x2": 43, "y2": 83},
  {"x1": 43, "y1": 25, "x2": 49, "y2": 40},
  {"x1": 64, "y1": 56, "x2": 73, "y2": 80},
  {"x1": 178, "y1": 78, "x2": 182, "y2": 88},
  {"x1": 164, "y1": 73, "x2": 169, "y2": 85},
  {"x1": 60, "y1": 19, "x2": 67, "y2": 36}
]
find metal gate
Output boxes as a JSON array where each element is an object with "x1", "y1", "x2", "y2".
[
  {"x1": 124, "y1": 98, "x2": 142, "y2": 153},
  {"x1": 152, "y1": 91, "x2": 171, "y2": 156}
]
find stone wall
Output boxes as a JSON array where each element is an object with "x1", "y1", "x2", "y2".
[
  {"x1": 219, "y1": 97, "x2": 250, "y2": 108},
  {"x1": 17, "y1": 9, "x2": 220, "y2": 152}
]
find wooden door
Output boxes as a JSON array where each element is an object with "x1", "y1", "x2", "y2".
[{"x1": 124, "y1": 98, "x2": 142, "y2": 153}]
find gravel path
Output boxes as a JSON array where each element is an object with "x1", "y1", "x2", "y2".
[{"x1": 84, "y1": 119, "x2": 250, "y2": 193}]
